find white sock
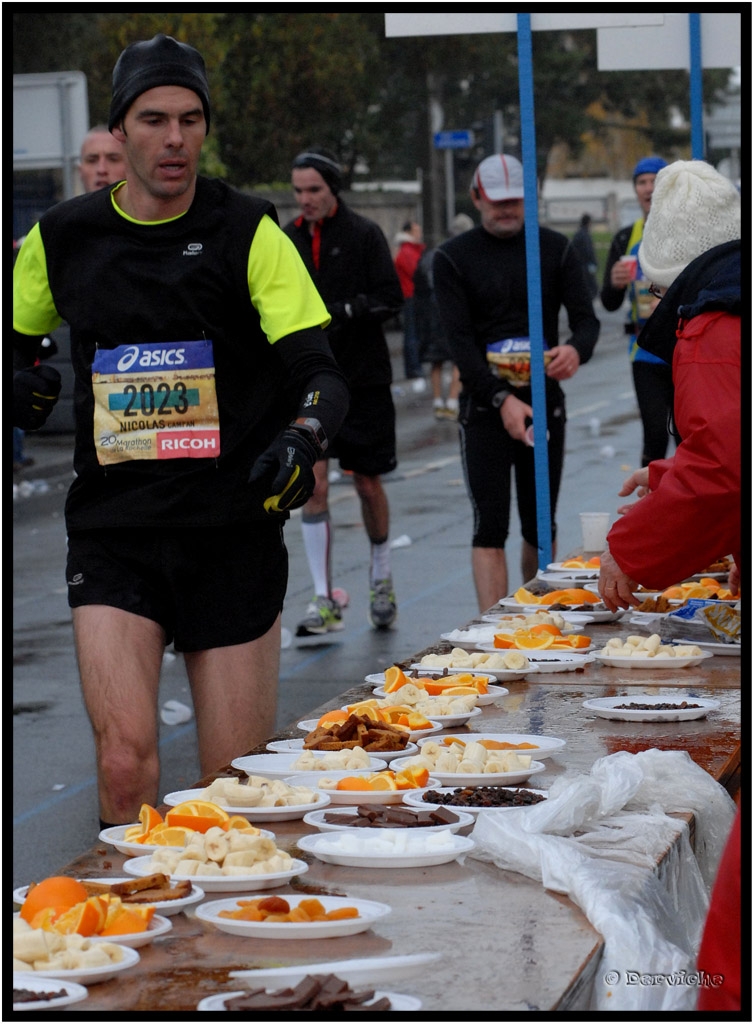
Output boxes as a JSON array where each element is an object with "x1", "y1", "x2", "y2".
[
  {"x1": 370, "y1": 539, "x2": 392, "y2": 583},
  {"x1": 433, "y1": 397, "x2": 444, "y2": 409},
  {"x1": 301, "y1": 516, "x2": 331, "y2": 597},
  {"x1": 446, "y1": 397, "x2": 459, "y2": 412}
]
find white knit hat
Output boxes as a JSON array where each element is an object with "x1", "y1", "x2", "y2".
[{"x1": 639, "y1": 160, "x2": 740, "y2": 288}]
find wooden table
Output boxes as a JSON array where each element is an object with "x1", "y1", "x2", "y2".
[{"x1": 26, "y1": 611, "x2": 740, "y2": 1012}]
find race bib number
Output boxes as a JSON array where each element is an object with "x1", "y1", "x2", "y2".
[
  {"x1": 486, "y1": 337, "x2": 553, "y2": 385},
  {"x1": 92, "y1": 340, "x2": 221, "y2": 465}
]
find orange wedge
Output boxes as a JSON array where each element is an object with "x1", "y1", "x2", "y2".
[
  {"x1": 529, "y1": 623, "x2": 562, "y2": 636},
  {"x1": 336, "y1": 776, "x2": 376, "y2": 791},
  {"x1": 514, "y1": 586, "x2": 538, "y2": 605},
  {"x1": 51, "y1": 896, "x2": 108, "y2": 936},
  {"x1": 564, "y1": 634, "x2": 591, "y2": 649},
  {"x1": 394, "y1": 766, "x2": 430, "y2": 789},
  {"x1": 317, "y1": 710, "x2": 349, "y2": 726},
  {"x1": 146, "y1": 824, "x2": 197, "y2": 846},
  {"x1": 100, "y1": 905, "x2": 154, "y2": 936},
  {"x1": 515, "y1": 633, "x2": 555, "y2": 650},
  {"x1": 442, "y1": 686, "x2": 480, "y2": 696},
  {"x1": 368, "y1": 774, "x2": 398, "y2": 791},
  {"x1": 493, "y1": 633, "x2": 516, "y2": 648},
  {"x1": 383, "y1": 665, "x2": 409, "y2": 693}
]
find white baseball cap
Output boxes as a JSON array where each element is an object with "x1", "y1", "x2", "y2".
[{"x1": 472, "y1": 154, "x2": 525, "y2": 201}]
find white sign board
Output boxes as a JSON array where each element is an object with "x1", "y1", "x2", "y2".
[
  {"x1": 598, "y1": 13, "x2": 740, "y2": 70},
  {"x1": 385, "y1": 13, "x2": 662, "y2": 37},
  {"x1": 13, "y1": 72, "x2": 89, "y2": 171}
]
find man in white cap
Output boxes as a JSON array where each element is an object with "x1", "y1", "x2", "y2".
[
  {"x1": 433, "y1": 154, "x2": 600, "y2": 610},
  {"x1": 598, "y1": 160, "x2": 741, "y2": 608},
  {"x1": 13, "y1": 34, "x2": 349, "y2": 830}
]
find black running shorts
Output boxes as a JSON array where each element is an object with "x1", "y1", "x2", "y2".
[
  {"x1": 327, "y1": 384, "x2": 397, "y2": 477},
  {"x1": 66, "y1": 522, "x2": 288, "y2": 652},
  {"x1": 459, "y1": 389, "x2": 566, "y2": 549}
]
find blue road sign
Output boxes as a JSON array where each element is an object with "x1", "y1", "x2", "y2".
[{"x1": 433, "y1": 129, "x2": 475, "y2": 149}]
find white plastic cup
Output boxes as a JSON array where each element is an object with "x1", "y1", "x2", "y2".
[
  {"x1": 580, "y1": 512, "x2": 610, "y2": 553},
  {"x1": 619, "y1": 254, "x2": 638, "y2": 280}
]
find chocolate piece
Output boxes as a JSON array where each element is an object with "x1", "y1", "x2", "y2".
[{"x1": 224, "y1": 975, "x2": 388, "y2": 1012}]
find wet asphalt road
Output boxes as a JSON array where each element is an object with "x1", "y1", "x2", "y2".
[{"x1": 13, "y1": 310, "x2": 644, "y2": 887}]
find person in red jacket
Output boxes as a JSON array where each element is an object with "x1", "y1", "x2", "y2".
[
  {"x1": 598, "y1": 161, "x2": 741, "y2": 607},
  {"x1": 394, "y1": 220, "x2": 426, "y2": 390},
  {"x1": 696, "y1": 808, "x2": 742, "y2": 1012}
]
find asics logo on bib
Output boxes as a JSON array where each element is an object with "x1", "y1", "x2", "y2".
[{"x1": 116, "y1": 346, "x2": 187, "y2": 372}]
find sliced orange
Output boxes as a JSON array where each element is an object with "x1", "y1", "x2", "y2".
[
  {"x1": 395, "y1": 766, "x2": 430, "y2": 789},
  {"x1": 515, "y1": 634, "x2": 554, "y2": 650},
  {"x1": 52, "y1": 896, "x2": 107, "y2": 936},
  {"x1": 139, "y1": 803, "x2": 163, "y2": 834},
  {"x1": 529, "y1": 623, "x2": 562, "y2": 636},
  {"x1": 368, "y1": 774, "x2": 398, "y2": 790},
  {"x1": 100, "y1": 905, "x2": 154, "y2": 936},
  {"x1": 345, "y1": 702, "x2": 382, "y2": 721},
  {"x1": 442, "y1": 686, "x2": 480, "y2": 696},
  {"x1": 493, "y1": 633, "x2": 516, "y2": 648},
  {"x1": 166, "y1": 800, "x2": 229, "y2": 833},
  {"x1": 145, "y1": 824, "x2": 196, "y2": 846},
  {"x1": 20, "y1": 877, "x2": 89, "y2": 924},
  {"x1": 222, "y1": 815, "x2": 259, "y2": 833},
  {"x1": 336, "y1": 776, "x2": 376, "y2": 791},
  {"x1": 540, "y1": 588, "x2": 599, "y2": 605},
  {"x1": 513, "y1": 587, "x2": 538, "y2": 605},
  {"x1": 564, "y1": 634, "x2": 591, "y2": 649},
  {"x1": 383, "y1": 665, "x2": 409, "y2": 693},
  {"x1": 317, "y1": 710, "x2": 349, "y2": 726},
  {"x1": 30, "y1": 906, "x2": 68, "y2": 930}
]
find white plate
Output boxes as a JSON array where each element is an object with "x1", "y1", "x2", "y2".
[
  {"x1": 229, "y1": 951, "x2": 441, "y2": 988},
  {"x1": 374, "y1": 678, "x2": 508, "y2": 707},
  {"x1": 389, "y1": 755, "x2": 547, "y2": 788},
  {"x1": 161, "y1": 787, "x2": 329, "y2": 822},
  {"x1": 196, "y1": 894, "x2": 391, "y2": 939},
  {"x1": 267, "y1": 737, "x2": 420, "y2": 763},
  {"x1": 546, "y1": 561, "x2": 600, "y2": 576},
  {"x1": 409, "y1": 662, "x2": 530, "y2": 683},
  {"x1": 347, "y1": 706, "x2": 482, "y2": 729},
  {"x1": 439, "y1": 627, "x2": 503, "y2": 650},
  {"x1": 403, "y1": 787, "x2": 549, "y2": 814},
  {"x1": 297, "y1": 830, "x2": 475, "y2": 868},
  {"x1": 497, "y1": 598, "x2": 623, "y2": 623},
  {"x1": 628, "y1": 611, "x2": 672, "y2": 624},
  {"x1": 302, "y1": 805, "x2": 475, "y2": 833},
  {"x1": 20, "y1": 944, "x2": 140, "y2": 986},
  {"x1": 13, "y1": 878, "x2": 205, "y2": 918},
  {"x1": 475, "y1": 647, "x2": 595, "y2": 673},
  {"x1": 476, "y1": 642, "x2": 594, "y2": 658},
  {"x1": 98, "y1": 822, "x2": 275, "y2": 855},
  {"x1": 123, "y1": 855, "x2": 308, "y2": 893},
  {"x1": 13, "y1": 973, "x2": 89, "y2": 1011},
  {"x1": 537, "y1": 571, "x2": 599, "y2": 585},
  {"x1": 198, "y1": 989, "x2": 422, "y2": 1012},
  {"x1": 583, "y1": 695, "x2": 721, "y2": 721},
  {"x1": 14, "y1": 910, "x2": 173, "y2": 950},
  {"x1": 418, "y1": 732, "x2": 566, "y2": 759},
  {"x1": 230, "y1": 752, "x2": 388, "y2": 779},
  {"x1": 285, "y1": 773, "x2": 442, "y2": 806},
  {"x1": 593, "y1": 650, "x2": 714, "y2": 670},
  {"x1": 480, "y1": 612, "x2": 581, "y2": 630},
  {"x1": 672, "y1": 638, "x2": 741, "y2": 657},
  {"x1": 365, "y1": 669, "x2": 496, "y2": 688}
]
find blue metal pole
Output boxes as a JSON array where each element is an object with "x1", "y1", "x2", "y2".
[
  {"x1": 516, "y1": 13, "x2": 552, "y2": 571},
  {"x1": 689, "y1": 13, "x2": 705, "y2": 159}
]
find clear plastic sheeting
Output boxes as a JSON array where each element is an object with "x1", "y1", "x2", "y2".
[{"x1": 470, "y1": 748, "x2": 736, "y2": 1012}]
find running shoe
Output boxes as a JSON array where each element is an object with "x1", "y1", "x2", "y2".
[
  {"x1": 369, "y1": 578, "x2": 397, "y2": 629},
  {"x1": 434, "y1": 405, "x2": 457, "y2": 421},
  {"x1": 295, "y1": 595, "x2": 344, "y2": 637}
]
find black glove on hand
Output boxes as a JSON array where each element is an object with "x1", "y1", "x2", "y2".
[
  {"x1": 14, "y1": 364, "x2": 62, "y2": 430},
  {"x1": 249, "y1": 419, "x2": 326, "y2": 514}
]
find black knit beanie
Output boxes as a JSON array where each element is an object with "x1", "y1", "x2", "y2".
[
  {"x1": 291, "y1": 148, "x2": 343, "y2": 196},
  {"x1": 108, "y1": 34, "x2": 210, "y2": 133}
]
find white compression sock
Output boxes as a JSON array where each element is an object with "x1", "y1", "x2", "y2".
[
  {"x1": 301, "y1": 515, "x2": 331, "y2": 597},
  {"x1": 370, "y1": 539, "x2": 392, "y2": 583}
]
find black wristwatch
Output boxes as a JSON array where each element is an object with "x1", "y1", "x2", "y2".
[
  {"x1": 491, "y1": 387, "x2": 513, "y2": 410},
  {"x1": 292, "y1": 416, "x2": 328, "y2": 453}
]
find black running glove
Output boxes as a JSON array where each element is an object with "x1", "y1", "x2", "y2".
[
  {"x1": 14, "y1": 364, "x2": 62, "y2": 430},
  {"x1": 249, "y1": 418, "x2": 327, "y2": 513}
]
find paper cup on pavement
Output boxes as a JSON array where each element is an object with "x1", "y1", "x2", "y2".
[
  {"x1": 580, "y1": 513, "x2": 610, "y2": 553},
  {"x1": 619, "y1": 254, "x2": 638, "y2": 280}
]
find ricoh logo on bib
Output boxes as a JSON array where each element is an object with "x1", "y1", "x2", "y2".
[{"x1": 116, "y1": 345, "x2": 187, "y2": 372}]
